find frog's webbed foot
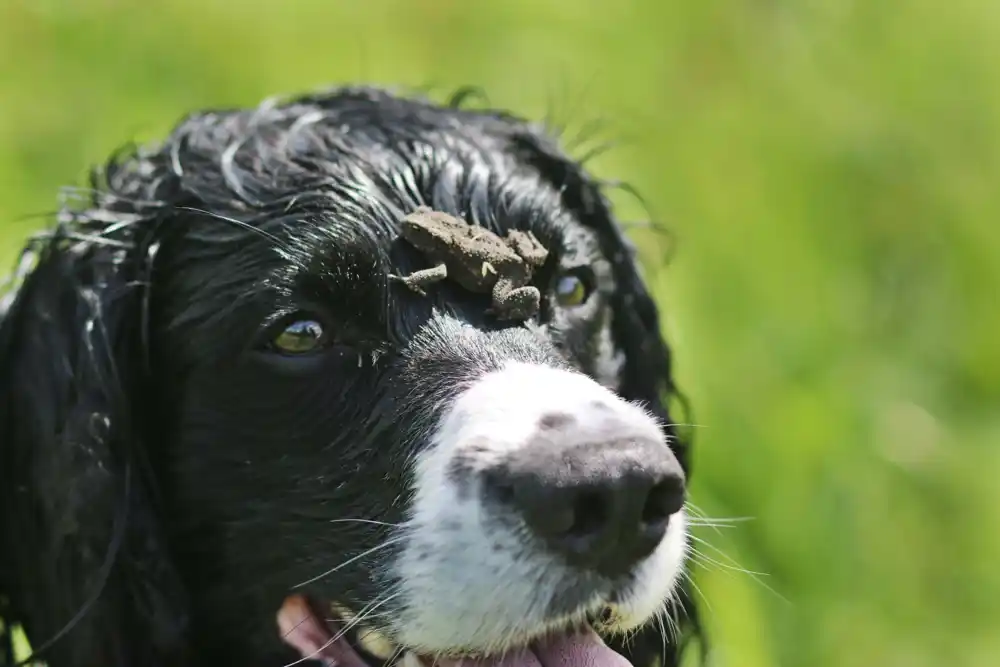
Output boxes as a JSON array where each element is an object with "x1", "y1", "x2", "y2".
[
  {"x1": 489, "y1": 277, "x2": 541, "y2": 320},
  {"x1": 506, "y1": 229, "x2": 549, "y2": 267},
  {"x1": 388, "y1": 263, "x2": 448, "y2": 296}
]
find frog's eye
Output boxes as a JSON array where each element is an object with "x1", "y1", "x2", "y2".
[
  {"x1": 554, "y1": 270, "x2": 593, "y2": 308},
  {"x1": 270, "y1": 317, "x2": 327, "y2": 355}
]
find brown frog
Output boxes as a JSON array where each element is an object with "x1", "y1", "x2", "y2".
[{"x1": 389, "y1": 206, "x2": 549, "y2": 320}]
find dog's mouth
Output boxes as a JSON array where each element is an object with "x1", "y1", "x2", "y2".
[{"x1": 277, "y1": 595, "x2": 633, "y2": 667}]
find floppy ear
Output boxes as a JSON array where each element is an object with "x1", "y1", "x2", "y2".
[
  {"x1": 0, "y1": 205, "x2": 191, "y2": 665},
  {"x1": 507, "y1": 130, "x2": 704, "y2": 666}
]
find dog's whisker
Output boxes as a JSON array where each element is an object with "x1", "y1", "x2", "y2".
[
  {"x1": 280, "y1": 590, "x2": 403, "y2": 667},
  {"x1": 686, "y1": 538, "x2": 790, "y2": 605},
  {"x1": 683, "y1": 502, "x2": 708, "y2": 518},
  {"x1": 684, "y1": 503, "x2": 755, "y2": 543},
  {"x1": 656, "y1": 592, "x2": 680, "y2": 652},
  {"x1": 669, "y1": 595, "x2": 685, "y2": 644},
  {"x1": 293, "y1": 535, "x2": 405, "y2": 589},
  {"x1": 385, "y1": 643, "x2": 407, "y2": 665},
  {"x1": 331, "y1": 592, "x2": 403, "y2": 649},
  {"x1": 688, "y1": 549, "x2": 770, "y2": 587},
  {"x1": 687, "y1": 535, "x2": 769, "y2": 577},
  {"x1": 686, "y1": 519, "x2": 741, "y2": 532},
  {"x1": 328, "y1": 518, "x2": 401, "y2": 528},
  {"x1": 686, "y1": 515, "x2": 755, "y2": 525},
  {"x1": 173, "y1": 205, "x2": 301, "y2": 261},
  {"x1": 663, "y1": 422, "x2": 708, "y2": 430},
  {"x1": 653, "y1": 608, "x2": 669, "y2": 666},
  {"x1": 685, "y1": 515, "x2": 742, "y2": 525},
  {"x1": 684, "y1": 501, "x2": 755, "y2": 525},
  {"x1": 279, "y1": 603, "x2": 321, "y2": 642},
  {"x1": 679, "y1": 569, "x2": 713, "y2": 614}
]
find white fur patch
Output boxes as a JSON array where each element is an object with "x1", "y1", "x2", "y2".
[{"x1": 390, "y1": 361, "x2": 688, "y2": 654}]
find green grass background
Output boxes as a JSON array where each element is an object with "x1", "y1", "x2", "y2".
[{"x1": 2, "y1": 1, "x2": 998, "y2": 665}]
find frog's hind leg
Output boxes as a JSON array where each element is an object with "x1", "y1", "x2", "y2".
[
  {"x1": 388, "y1": 263, "x2": 448, "y2": 296},
  {"x1": 489, "y1": 278, "x2": 541, "y2": 320}
]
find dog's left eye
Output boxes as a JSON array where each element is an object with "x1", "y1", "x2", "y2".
[
  {"x1": 554, "y1": 270, "x2": 593, "y2": 308},
  {"x1": 270, "y1": 318, "x2": 326, "y2": 355}
]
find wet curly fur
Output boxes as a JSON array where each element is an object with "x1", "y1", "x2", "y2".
[{"x1": 0, "y1": 85, "x2": 701, "y2": 666}]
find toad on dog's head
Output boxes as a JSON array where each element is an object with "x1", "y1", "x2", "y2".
[{"x1": 0, "y1": 85, "x2": 701, "y2": 667}]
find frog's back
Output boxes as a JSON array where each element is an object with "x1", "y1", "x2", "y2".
[
  {"x1": 448, "y1": 229, "x2": 514, "y2": 288},
  {"x1": 398, "y1": 209, "x2": 522, "y2": 290}
]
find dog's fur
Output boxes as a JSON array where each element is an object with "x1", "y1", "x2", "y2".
[{"x1": 0, "y1": 85, "x2": 700, "y2": 667}]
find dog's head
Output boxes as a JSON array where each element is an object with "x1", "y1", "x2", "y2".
[{"x1": 0, "y1": 86, "x2": 700, "y2": 667}]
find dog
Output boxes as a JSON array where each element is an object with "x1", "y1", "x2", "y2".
[{"x1": 0, "y1": 85, "x2": 701, "y2": 667}]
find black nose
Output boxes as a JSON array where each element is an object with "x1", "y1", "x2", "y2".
[{"x1": 484, "y1": 438, "x2": 686, "y2": 577}]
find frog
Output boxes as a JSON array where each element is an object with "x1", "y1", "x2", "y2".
[{"x1": 388, "y1": 206, "x2": 550, "y2": 320}]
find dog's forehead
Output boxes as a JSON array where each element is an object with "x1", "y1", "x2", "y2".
[
  {"x1": 192, "y1": 92, "x2": 524, "y2": 175},
  {"x1": 158, "y1": 90, "x2": 616, "y2": 259},
  {"x1": 154, "y1": 91, "x2": 617, "y2": 339}
]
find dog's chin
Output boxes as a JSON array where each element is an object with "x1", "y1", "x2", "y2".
[{"x1": 277, "y1": 595, "x2": 636, "y2": 667}]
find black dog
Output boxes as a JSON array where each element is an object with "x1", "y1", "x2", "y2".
[{"x1": 0, "y1": 86, "x2": 700, "y2": 667}]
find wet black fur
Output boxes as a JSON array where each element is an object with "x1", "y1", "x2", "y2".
[{"x1": 0, "y1": 85, "x2": 701, "y2": 667}]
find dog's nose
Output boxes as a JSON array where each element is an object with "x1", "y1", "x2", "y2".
[{"x1": 485, "y1": 431, "x2": 685, "y2": 577}]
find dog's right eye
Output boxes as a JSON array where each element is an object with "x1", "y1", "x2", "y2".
[{"x1": 270, "y1": 318, "x2": 326, "y2": 355}]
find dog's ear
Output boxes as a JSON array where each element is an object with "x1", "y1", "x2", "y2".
[
  {"x1": 507, "y1": 128, "x2": 703, "y2": 665},
  {"x1": 0, "y1": 197, "x2": 191, "y2": 665}
]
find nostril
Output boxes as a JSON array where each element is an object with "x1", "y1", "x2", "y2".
[
  {"x1": 567, "y1": 490, "x2": 607, "y2": 539},
  {"x1": 534, "y1": 498, "x2": 575, "y2": 536},
  {"x1": 491, "y1": 475, "x2": 579, "y2": 536},
  {"x1": 490, "y1": 481, "x2": 516, "y2": 506},
  {"x1": 642, "y1": 478, "x2": 685, "y2": 527}
]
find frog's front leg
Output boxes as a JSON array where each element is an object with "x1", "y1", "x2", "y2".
[
  {"x1": 490, "y1": 277, "x2": 541, "y2": 320},
  {"x1": 388, "y1": 263, "x2": 448, "y2": 296}
]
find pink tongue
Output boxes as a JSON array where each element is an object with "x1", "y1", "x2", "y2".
[
  {"x1": 434, "y1": 627, "x2": 633, "y2": 667},
  {"x1": 277, "y1": 595, "x2": 632, "y2": 667}
]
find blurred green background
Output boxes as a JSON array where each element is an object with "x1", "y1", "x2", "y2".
[{"x1": 2, "y1": 1, "x2": 998, "y2": 665}]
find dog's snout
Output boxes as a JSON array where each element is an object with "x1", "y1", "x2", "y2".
[
  {"x1": 433, "y1": 361, "x2": 687, "y2": 581},
  {"x1": 485, "y1": 430, "x2": 685, "y2": 578}
]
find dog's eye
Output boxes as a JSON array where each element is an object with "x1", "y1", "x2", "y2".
[
  {"x1": 271, "y1": 319, "x2": 326, "y2": 355},
  {"x1": 554, "y1": 271, "x2": 592, "y2": 308}
]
